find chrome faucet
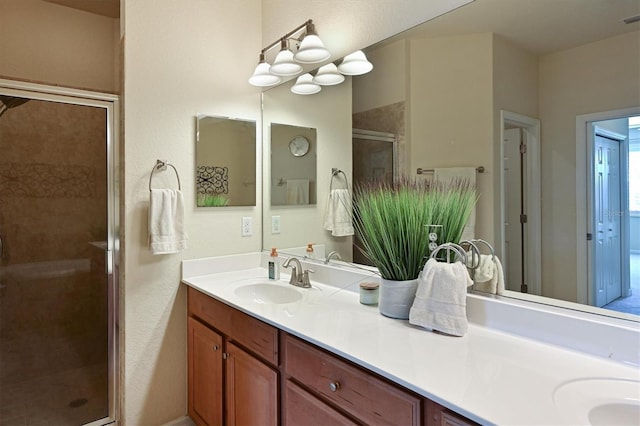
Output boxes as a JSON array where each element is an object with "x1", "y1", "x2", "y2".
[
  {"x1": 324, "y1": 250, "x2": 342, "y2": 264},
  {"x1": 282, "y1": 257, "x2": 313, "y2": 288}
]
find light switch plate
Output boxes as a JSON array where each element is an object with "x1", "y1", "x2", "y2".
[
  {"x1": 271, "y1": 216, "x2": 281, "y2": 234},
  {"x1": 241, "y1": 217, "x2": 252, "y2": 237}
]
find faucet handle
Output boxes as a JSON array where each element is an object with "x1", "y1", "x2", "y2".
[{"x1": 302, "y1": 269, "x2": 314, "y2": 287}]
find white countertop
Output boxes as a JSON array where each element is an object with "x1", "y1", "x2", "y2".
[{"x1": 181, "y1": 253, "x2": 640, "y2": 426}]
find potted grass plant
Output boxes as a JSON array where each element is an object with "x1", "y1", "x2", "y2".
[
  {"x1": 352, "y1": 176, "x2": 477, "y2": 319},
  {"x1": 197, "y1": 193, "x2": 230, "y2": 207}
]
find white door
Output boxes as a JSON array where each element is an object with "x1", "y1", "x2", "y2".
[
  {"x1": 594, "y1": 133, "x2": 623, "y2": 306},
  {"x1": 503, "y1": 128, "x2": 528, "y2": 292}
]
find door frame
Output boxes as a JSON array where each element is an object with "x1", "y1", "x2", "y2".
[
  {"x1": 0, "y1": 78, "x2": 120, "y2": 425},
  {"x1": 500, "y1": 110, "x2": 541, "y2": 295},
  {"x1": 576, "y1": 107, "x2": 638, "y2": 305}
]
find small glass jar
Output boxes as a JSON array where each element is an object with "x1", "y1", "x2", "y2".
[{"x1": 359, "y1": 282, "x2": 380, "y2": 305}]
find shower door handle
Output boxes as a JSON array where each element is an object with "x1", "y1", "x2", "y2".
[
  {"x1": 0, "y1": 234, "x2": 3, "y2": 258},
  {"x1": 105, "y1": 250, "x2": 113, "y2": 275}
]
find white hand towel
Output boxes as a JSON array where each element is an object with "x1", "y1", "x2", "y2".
[
  {"x1": 409, "y1": 258, "x2": 473, "y2": 337},
  {"x1": 434, "y1": 167, "x2": 476, "y2": 240},
  {"x1": 470, "y1": 255, "x2": 505, "y2": 295},
  {"x1": 466, "y1": 252, "x2": 494, "y2": 282},
  {"x1": 323, "y1": 189, "x2": 354, "y2": 237},
  {"x1": 286, "y1": 179, "x2": 309, "y2": 204},
  {"x1": 149, "y1": 189, "x2": 187, "y2": 255}
]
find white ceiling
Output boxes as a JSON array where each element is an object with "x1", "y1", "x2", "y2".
[
  {"x1": 43, "y1": 0, "x2": 119, "y2": 19},
  {"x1": 388, "y1": 0, "x2": 640, "y2": 55}
]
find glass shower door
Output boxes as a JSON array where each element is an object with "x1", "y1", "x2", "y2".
[{"x1": 0, "y1": 87, "x2": 117, "y2": 426}]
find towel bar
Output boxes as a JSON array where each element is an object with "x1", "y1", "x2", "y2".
[
  {"x1": 416, "y1": 166, "x2": 484, "y2": 175},
  {"x1": 149, "y1": 159, "x2": 181, "y2": 191}
]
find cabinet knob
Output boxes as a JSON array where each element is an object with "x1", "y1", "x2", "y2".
[
  {"x1": 223, "y1": 353, "x2": 229, "y2": 359},
  {"x1": 213, "y1": 344, "x2": 220, "y2": 351},
  {"x1": 328, "y1": 381, "x2": 341, "y2": 392}
]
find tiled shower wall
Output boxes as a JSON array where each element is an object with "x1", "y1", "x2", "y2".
[
  {"x1": 352, "y1": 101, "x2": 406, "y2": 174},
  {"x1": 0, "y1": 99, "x2": 108, "y2": 384}
]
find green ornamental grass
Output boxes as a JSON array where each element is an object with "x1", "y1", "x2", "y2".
[{"x1": 353, "y1": 176, "x2": 477, "y2": 281}]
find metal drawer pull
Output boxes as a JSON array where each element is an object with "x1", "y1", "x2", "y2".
[{"x1": 329, "y1": 381, "x2": 341, "y2": 392}]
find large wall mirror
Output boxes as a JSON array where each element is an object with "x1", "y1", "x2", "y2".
[
  {"x1": 196, "y1": 115, "x2": 256, "y2": 207},
  {"x1": 262, "y1": 0, "x2": 640, "y2": 321}
]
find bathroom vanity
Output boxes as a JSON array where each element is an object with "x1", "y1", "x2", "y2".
[
  {"x1": 182, "y1": 253, "x2": 640, "y2": 426},
  {"x1": 187, "y1": 286, "x2": 469, "y2": 425}
]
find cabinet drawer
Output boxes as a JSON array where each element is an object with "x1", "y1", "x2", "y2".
[
  {"x1": 284, "y1": 334, "x2": 421, "y2": 425},
  {"x1": 188, "y1": 287, "x2": 278, "y2": 365},
  {"x1": 284, "y1": 379, "x2": 358, "y2": 426}
]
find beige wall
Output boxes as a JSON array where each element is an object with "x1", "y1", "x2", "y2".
[
  {"x1": 353, "y1": 39, "x2": 408, "y2": 114},
  {"x1": 122, "y1": 0, "x2": 262, "y2": 423},
  {"x1": 262, "y1": 79, "x2": 353, "y2": 258},
  {"x1": 491, "y1": 33, "x2": 539, "y2": 256},
  {"x1": 1, "y1": 0, "x2": 484, "y2": 423},
  {"x1": 0, "y1": 0, "x2": 119, "y2": 93},
  {"x1": 409, "y1": 33, "x2": 494, "y2": 243},
  {"x1": 539, "y1": 31, "x2": 640, "y2": 302}
]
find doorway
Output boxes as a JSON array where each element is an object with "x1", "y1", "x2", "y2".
[
  {"x1": 587, "y1": 115, "x2": 639, "y2": 316},
  {"x1": 500, "y1": 111, "x2": 542, "y2": 296},
  {"x1": 0, "y1": 80, "x2": 119, "y2": 426}
]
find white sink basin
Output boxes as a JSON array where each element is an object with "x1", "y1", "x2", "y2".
[
  {"x1": 553, "y1": 378, "x2": 640, "y2": 425},
  {"x1": 234, "y1": 283, "x2": 302, "y2": 304}
]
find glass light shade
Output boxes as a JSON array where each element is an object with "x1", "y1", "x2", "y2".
[
  {"x1": 249, "y1": 62, "x2": 282, "y2": 86},
  {"x1": 270, "y1": 48, "x2": 303, "y2": 76},
  {"x1": 293, "y1": 34, "x2": 331, "y2": 64},
  {"x1": 291, "y1": 73, "x2": 321, "y2": 95},
  {"x1": 312, "y1": 63, "x2": 345, "y2": 86},
  {"x1": 338, "y1": 50, "x2": 374, "y2": 75}
]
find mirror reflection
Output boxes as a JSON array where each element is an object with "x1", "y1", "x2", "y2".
[
  {"x1": 196, "y1": 115, "x2": 256, "y2": 207},
  {"x1": 262, "y1": 0, "x2": 640, "y2": 320},
  {"x1": 270, "y1": 123, "x2": 317, "y2": 206}
]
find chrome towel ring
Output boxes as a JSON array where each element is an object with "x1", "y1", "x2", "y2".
[{"x1": 148, "y1": 159, "x2": 181, "y2": 191}]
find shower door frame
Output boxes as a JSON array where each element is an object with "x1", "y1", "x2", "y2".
[{"x1": 0, "y1": 78, "x2": 120, "y2": 426}]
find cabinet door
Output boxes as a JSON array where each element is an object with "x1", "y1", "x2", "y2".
[
  {"x1": 188, "y1": 317, "x2": 223, "y2": 426},
  {"x1": 284, "y1": 379, "x2": 358, "y2": 426},
  {"x1": 225, "y1": 342, "x2": 278, "y2": 426}
]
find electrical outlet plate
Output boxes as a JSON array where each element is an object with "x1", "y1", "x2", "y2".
[
  {"x1": 271, "y1": 215, "x2": 281, "y2": 234},
  {"x1": 241, "y1": 217, "x2": 252, "y2": 237}
]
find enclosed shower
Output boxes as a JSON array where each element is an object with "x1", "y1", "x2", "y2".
[{"x1": 0, "y1": 84, "x2": 118, "y2": 426}]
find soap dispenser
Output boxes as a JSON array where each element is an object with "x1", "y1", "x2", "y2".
[
  {"x1": 268, "y1": 248, "x2": 280, "y2": 280},
  {"x1": 306, "y1": 243, "x2": 315, "y2": 259}
]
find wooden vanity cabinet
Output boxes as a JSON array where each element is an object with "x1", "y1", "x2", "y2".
[
  {"x1": 426, "y1": 400, "x2": 478, "y2": 426},
  {"x1": 187, "y1": 287, "x2": 278, "y2": 426},
  {"x1": 187, "y1": 286, "x2": 477, "y2": 426},
  {"x1": 283, "y1": 333, "x2": 421, "y2": 425}
]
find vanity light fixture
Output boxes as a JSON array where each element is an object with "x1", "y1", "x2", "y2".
[
  {"x1": 312, "y1": 63, "x2": 345, "y2": 86},
  {"x1": 291, "y1": 73, "x2": 322, "y2": 95},
  {"x1": 269, "y1": 39, "x2": 303, "y2": 77},
  {"x1": 248, "y1": 53, "x2": 282, "y2": 87},
  {"x1": 293, "y1": 21, "x2": 331, "y2": 64},
  {"x1": 249, "y1": 19, "x2": 330, "y2": 86},
  {"x1": 338, "y1": 50, "x2": 374, "y2": 75}
]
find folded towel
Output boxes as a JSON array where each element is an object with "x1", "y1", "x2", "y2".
[
  {"x1": 469, "y1": 255, "x2": 505, "y2": 295},
  {"x1": 286, "y1": 179, "x2": 309, "y2": 204},
  {"x1": 434, "y1": 167, "x2": 476, "y2": 240},
  {"x1": 149, "y1": 189, "x2": 187, "y2": 255},
  {"x1": 409, "y1": 258, "x2": 473, "y2": 337},
  {"x1": 323, "y1": 189, "x2": 354, "y2": 237}
]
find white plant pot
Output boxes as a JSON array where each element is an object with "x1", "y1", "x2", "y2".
[{"x1": 379, "y1": 278, "x2": 419, "y2": 319}]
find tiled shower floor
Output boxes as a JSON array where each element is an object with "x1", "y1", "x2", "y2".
[{"x1": 0, "y1": 362, "x2": 107, "y2": 426}]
